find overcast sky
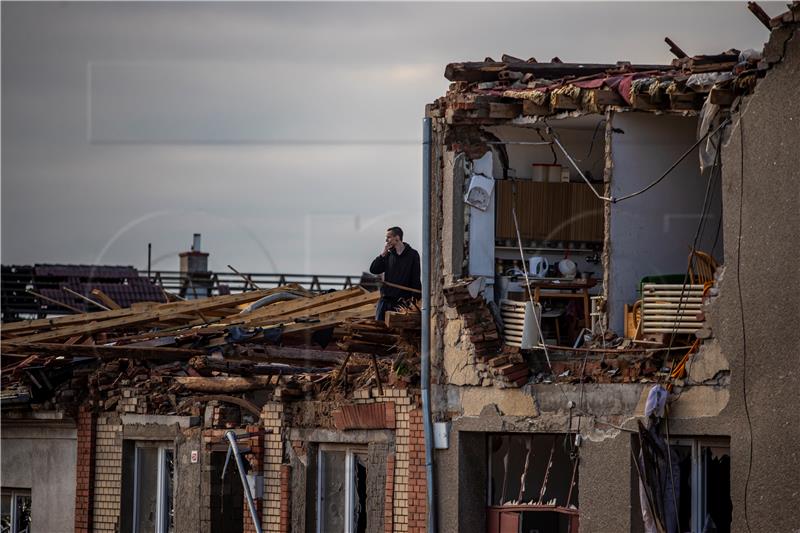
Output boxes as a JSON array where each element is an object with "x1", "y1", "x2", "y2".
[{"x1": 1, "y1": 1, "x2": 782, "y2": 275}]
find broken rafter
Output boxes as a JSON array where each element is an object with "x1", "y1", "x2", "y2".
[
  {"x1": 174, "y1": 376, "x2": 276, "y2": 393},
  {"x1": 90, "y1": 288, "x2": 122, "y2": 310},
  {"x1": 747, "y1": 1, "x2": 773, "y2": 29},
  {"x1": 5, "y1": 288, "x2": 281, "y2": 344},
  {"x1": 2, "y1": 343, "x2": 201, "y2": 360},
  {"x1": 444, "y1": 61, "x2": 673, "y2": 82},
  {"x1": 664, "y1": 37, "x2": 688, "y2": 59}
]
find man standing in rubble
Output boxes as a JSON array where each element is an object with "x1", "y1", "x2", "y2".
[{"x1": 370, "y1": 226, "x2": 421, "y2": 321}]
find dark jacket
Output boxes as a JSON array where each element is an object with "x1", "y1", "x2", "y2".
[{"x1": 369, "y1": 243, "x2": 421, "y2": 300}]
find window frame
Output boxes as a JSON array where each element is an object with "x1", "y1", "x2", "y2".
[
  {"x1": 130, "y1": 441, "x2": 174, "y2": 533},
  {"x1": 669, "y1": 436, "x2": 730, "y2": 533},
  {"x1": 1, "y1": 488, "x2": 32, "y2": 533},
  {"x1": 315, "y1": 444, "x2": 369, "y2": 533}
]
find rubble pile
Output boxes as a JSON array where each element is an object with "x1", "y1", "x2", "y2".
[{"x1": 1, "y1": 285, "x2": 421, "y2": 414}]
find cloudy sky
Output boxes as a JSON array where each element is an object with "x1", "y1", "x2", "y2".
[{"x1": 1, "y1": 1, "x2": 781, "y2": 275}]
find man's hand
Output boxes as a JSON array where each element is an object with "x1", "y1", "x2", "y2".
[{"x1": 381, "y1": 241, "x2": 394, "y2": 257}]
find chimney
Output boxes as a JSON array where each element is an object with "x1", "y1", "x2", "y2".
[{"x1": 179, "y1": 234, "x2": 209, "y2": 274}]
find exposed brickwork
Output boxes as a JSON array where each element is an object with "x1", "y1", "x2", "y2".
[
  {"x1": 351, "y1": 387, "x2": 420, "y2": 533},
  {"x1": 261, "y1": 402, "x2": 284, "y2": 532},
  {"x1": 244, "y1": 424, "x2": 265, "y2": 533},
  {"x1": 75, "y1": 404, "x2": 96, "y2": 533},
  {"x1": 279, "y1": 464, "x2": 291, "y2": 533},
  {"x1": 384, "y1": 452, "x2": 396, "y2": 533},
  {"x1": 92, "y1": 415, "x2": 123, "y2": 532},
  {"x1": 407, "y1": 408, "x2": 427, "y2": 533}
]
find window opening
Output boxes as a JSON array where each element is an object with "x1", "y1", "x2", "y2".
[
  {"x1": 317, "y1": 446, "x2": 369, "y2": 533},
  {"x1": 670, "y1": 438, "x2": 731, "y2": 533},
  {"x1": 1, "y1": 489, "x2": 31, "y2": 533},
  {"x1": 487, "y1": 434, "x2": 578, "y2": 533},
  {"x1": 122, "y1": 442, "x2": 174, "y2": 533},
  {"x1": 210, "y1": 450, "x2": 244, "y2": 533}
]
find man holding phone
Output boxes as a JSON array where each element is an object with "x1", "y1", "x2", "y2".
[{"x1": 369, "y1": 226, "x2": 421, "y2": 321}]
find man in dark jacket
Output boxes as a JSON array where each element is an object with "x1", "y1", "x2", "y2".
[{"x1": 369, "y1": 226, "x2": 421, "y2": 321}]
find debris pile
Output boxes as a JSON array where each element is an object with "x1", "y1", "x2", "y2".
[{"x1": 1, "y1": 285, "x2": 421, "y2": 414}]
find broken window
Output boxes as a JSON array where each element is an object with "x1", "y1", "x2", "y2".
[
  {"x1": 121, "y1": 441, "x2": 174, "y2": 533},
  {"x1": 316, "y1": 446, "x2": 368, "y2": 533},
  {"x1": 210, "y1": 450, "x2": 244, "y2": 533},
  {"x1": 671, "y1": 438, "x2": 731, "y2": 533},
  {"x1": 1, "y1": 489, "x2": 31, "y2": 533},
  {"x1": 487, "y1": 434, "x2": 579, "y2": 533}
]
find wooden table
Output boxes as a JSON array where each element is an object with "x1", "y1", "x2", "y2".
[{"x1": 527, "y1": 278, "x2": 598, "y2": 330}]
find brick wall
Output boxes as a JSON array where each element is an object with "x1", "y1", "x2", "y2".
[
  {"x1": 406, "y1": 408, "x2": 427, "y2": 533},
  {"x1": 279, "y1": 464, "x2": 291, "y2": 533},
  {"x1": 75, "y1": 404, "x2": 96, "y2": 533},
  {"x1": 244, "y1": 424, "x2": 265, "y2": 533},
  {"x1": 261, "y1": 402, "x2": 284, "y2": 532},
  {"x1": 351, "y1": 387, "x2": 424, "y2": 533},
  {"x1": 92, "y1": 414, "x2": 123, "y2": 532}
]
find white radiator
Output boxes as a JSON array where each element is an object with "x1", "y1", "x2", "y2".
[
  {"x1": 641, "y1": 284, "x2": 705, "y2": 334},
  {"x1": 500, "y1": 299, "x2": 542, "y2": 349}
]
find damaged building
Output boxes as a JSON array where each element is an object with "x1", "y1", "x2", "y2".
[
  {"x1": 2, "y1": 285, "x2": 427, "y2": 533},
  {"x1": 1, "y1": 3, "x2": 799, "y2": 533},
  {"x1": 423, "y1": 3, "x2": 799, "y2": 533}
]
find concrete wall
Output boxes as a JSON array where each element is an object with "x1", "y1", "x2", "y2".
[
  {"x1": 1, "y1": 417, "x2": 77, "y2": 533},
  {"x1": 712, "y1": 27, "x2": 800, "y2": 533},
  {"x1": 607, "y1": 112, "x2": 723, "y2": 333}
]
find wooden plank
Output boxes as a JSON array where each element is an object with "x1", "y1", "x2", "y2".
[
  {"x1": 1, "y1": 287, "x2": 277, "y2": 336},
  {"x1": 244, "y1": 292, "x2": 379, "y2": 327},
  {"x1": 173, "y1": 376, "x2": 275, "y2": 393},
  {"x1": 232, "y1": 287, "x2": 364, "y2": 325},
  {"x1": 90, "y1": 288, "x2": 122, "y2": 310},
  {"x1": 6, "y1": 289, "x2": 280, "y2": 344},
  {"x1": 2, "y1": 343, "x2": 200, "y2": 360},
  {"x1": 489, "y1": 103, "x2": 522, "y2": 119},
  {"x1": 522, "y1": 100, "x2": 551, "y2": 116},
  {"x1": 550, "y1": 92, "x2": 579, "y2": 110},
  {"x1": 591, "y1": 89, "x2": 625, "y2": 107}
]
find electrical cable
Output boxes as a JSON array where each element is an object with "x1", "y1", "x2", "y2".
[
  {"x1": 737, "y1": 114, "x2": 754, "y2": 533},
  {"x1": 548, "y1": 118, "x2": 730, "y2": 204},
  {"x1": 510, "y1": 183, "x2": 572, "y2": 407},
  {"x1": 661, "y1": 141, "x2": 723, "y2": 378}
]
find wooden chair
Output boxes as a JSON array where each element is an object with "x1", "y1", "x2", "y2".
[{"x1": 688, "y1": 249, "x2": 719, "y2": 285}]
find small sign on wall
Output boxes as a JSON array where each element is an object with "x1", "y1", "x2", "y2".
[{"x1": 190, "y1": 450, "x2": 199, "y2": 463}]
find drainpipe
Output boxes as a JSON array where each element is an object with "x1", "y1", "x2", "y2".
[
  {"x1": 421, "y1": 117, "x2": 437, "y2": 533},
  {"x1": 224, "y1": 431, "x2": 264, "y2": 533}
]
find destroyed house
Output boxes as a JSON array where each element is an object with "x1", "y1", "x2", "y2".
[
  {"x1": 423, "y1": 5, "x2": 799, "y2": 533},
  {"x1": 2, "y1": 285, "x2": 428, "y2": 533},
  {"x1": 1, "y1": 4, "x2": 799, "y2": 533}
]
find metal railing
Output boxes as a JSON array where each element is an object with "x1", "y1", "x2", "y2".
[
  {"x1": 145, "y1": 270, "x2": 362, "y2": 296},
  {"x1": 1, "y1": 265, "x2": 365, "y2": 321}
]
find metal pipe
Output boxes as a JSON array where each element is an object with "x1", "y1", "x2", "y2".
[
  {"x1": 421, "y1": 117, "x2": 437, "y2": 533},
  {"x1": 224, "y1": 431, "x2": 263, "y2": 533}
]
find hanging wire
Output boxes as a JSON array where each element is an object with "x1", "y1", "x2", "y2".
[{"x1": 548, "y1": 118, "x2": 731, "y2": 204}]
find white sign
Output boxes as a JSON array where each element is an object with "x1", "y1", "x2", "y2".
[{"x1": 190, "y1": 450, "x2": 199, "y2": 463}]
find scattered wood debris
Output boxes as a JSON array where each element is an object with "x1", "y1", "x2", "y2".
[{"x1": 1, "y1": 285, "x2": 422, "y2": 414}]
